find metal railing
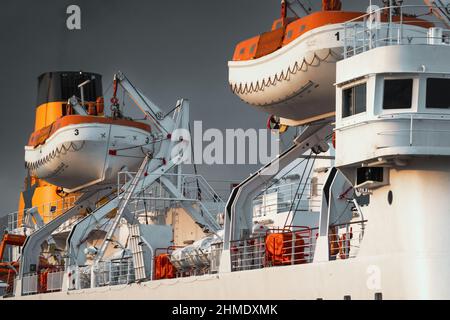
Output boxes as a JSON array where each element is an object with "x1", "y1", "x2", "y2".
[
  {"x1": 328, "y1": 220, "x2": 367, "y2": 260},
  {"x1": 76, "y1": 266, "x2": 92, "y2": 289},
  {"x1": 368, "y1": 112, "x2": 450, "y2": 148},
  {"x1": 22, "y1": 273, "x2": 38, "y2": 295},
  {"x1": 253, "y1": 182, "x2": 323, "y2": 218},
  {"x1": 152, "y1": 243, "x2": 223, "y2": 279},
  {"x1": 230, "y1": 226, "x2": 317, "y2": 272},
  {"x1": 210, "y1": 242, "x2": 223, "y2": 274},
  {"x1": 4, "y1": 276, "x2": 16, "y2": 297},
  {"x1": 20, "y1": 265, "x2": 66, "y2": 295},
  {"x1": 117, "y1": 171, "x2": 225, "y2": 226},
  {"x1": 169, "y1": 246, "x2": 218, "y2": 277},
  {"x1": 45, "y1": 270, "x2": 65, "y2": 292},
  {"x1": 6, "y1": 195, "x2": 80, "y2": 232},
  {"x1": 343, "y1": 4, "x2": 450, "y2": 58},
  {"x1": 94, "y1": 257, "x2": 135, "y2": 287},
  {"x1": 230, "y1": 221, "x2": 367, "y2": 272}
]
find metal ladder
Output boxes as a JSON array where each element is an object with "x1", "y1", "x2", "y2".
[
  {"x1": 128, "y1": 224, "x2": 146, "y2": 281},
  {"x1": 94, "y1": 154, "x2": 151, "y2": 263}
]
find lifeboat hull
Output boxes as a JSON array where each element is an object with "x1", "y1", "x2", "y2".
[
  {"x1": 25, "y1": 120, "x2": 153, "y2": 192},
  {"x1": 229, "y1": 24, "x2": 345, "y2": 123}
]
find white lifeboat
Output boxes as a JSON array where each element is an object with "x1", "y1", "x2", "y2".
[
  {"x1": 228, "y1": 10, "x2": 363, "y2": 124},
  {"x1": 228, "y1": 8, "x2": 433, "y2": 124},
  {"x1": 25, "y1": 115, "x2": 153, "y2": 192}
]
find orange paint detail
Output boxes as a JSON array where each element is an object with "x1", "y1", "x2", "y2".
[
  {"x1": 34, "y1": 98, "x2": 106, "y2": 131},
  {"x1": 0, "y1": 234, "x2": 26, "y2": 261},
  {"x1": 28, "y1": 115, "x2": 151, "y2": 147},
  {"x1": 154, "y1": 254, "x2": 176, "y2": 280},
  {"x1": 35, "y1": 102, "x2": 64, "y2": 131},
  {"x1": 17, "y1": 184, "x2": 80, "y2": 226},
  {"x1": 265, "y1": 232, "x2": 306, "y2": 266},
  {"x1": 96, "y1": 97, "x2": 105, "y2": 115},
  {"x1": 232, "y1": 10, "x2": 434, "y2": 61},
  {"x1": 282, "y1": 11, "x2": 363, "y2": 46},
  {"x1": 0, "y1": 261, "x2": 19, "y2": 295},
  {"x1": 332, "y1": 131, "x2": 336, "y2": 149},
  {"x1": 322, "y1": 0, "x2": 342, "y2": 11},
  {"x1": 271, "y1": 17, "x2": 296, "y2": 31},
  {"x1": 255, "y1": 27, "x2": 286, "y2": 59},
  {"x1": 232, "y1": 36, "x2": 260, "y2": 61}
]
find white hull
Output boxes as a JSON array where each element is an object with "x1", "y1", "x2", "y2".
[
  {"x1": 25, "y1": 122, "x2": 152, "y2": 192},
  {"x1": 11, "y1": 252, "x2": 450, "y2": 300}
]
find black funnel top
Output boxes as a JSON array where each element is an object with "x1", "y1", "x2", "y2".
[{"x1": 37, "y1": 71, "x2": 103, "y2": 106}]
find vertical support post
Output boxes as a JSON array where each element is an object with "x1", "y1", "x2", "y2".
[
  {"x1": 90, "y1": 265, "x2": 95, "y2": 289},
  {"x1": 363, "y1": 20, "x2": 366, "y2": 52},
  {"x1": 399, "y1": 4, "x2": 404, "y2": 45},
  {"x1": 344, "y1": 23, "x2": 348, "y2": 58},
  {"x1": 389, "y1": 0, "x2": 393, "y2": 45},
  {"x1": 291, "y1": 232, "x2": 295, "y2": 265}
]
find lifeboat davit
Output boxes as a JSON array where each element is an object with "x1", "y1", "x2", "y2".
[
  {"x1": 24, "y1": 71, "x2": 153, "y2": 192},
  {"x1": 228, "y1": 1, "x2": 432, "y2": 125}
]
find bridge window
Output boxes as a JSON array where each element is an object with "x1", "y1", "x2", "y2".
[
  {"x1": 249, "y1": 44, "x2": 256, "y2": 54},
  {"x1": 239, "y1": 47, "x2": 246, "y2": 55},
  {"x1": 383, "y1": 79, "x2": 413, "y2": 109},
  {"x1": 426, "y1": 78, "x2": 450, "y2": 109},
  {"x1": 342, "y1": 83, "x2": 366, "y2": 118}
]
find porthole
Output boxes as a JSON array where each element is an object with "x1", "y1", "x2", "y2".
[{"x1": 387, "y1": 191, "x2": 393, "y2": 205}]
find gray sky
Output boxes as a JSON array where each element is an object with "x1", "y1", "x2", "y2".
[{"x1": 0, "y1": 0, "x2": 423, "y2": 216}]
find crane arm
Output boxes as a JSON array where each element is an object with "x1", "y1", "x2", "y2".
[{"x1": 114, "y1": 71, "x2": 174, "y2": 134}]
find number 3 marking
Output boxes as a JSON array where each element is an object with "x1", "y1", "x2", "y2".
[{"x1": 74, "y1": 129, "x2": 79, "y2": 136}]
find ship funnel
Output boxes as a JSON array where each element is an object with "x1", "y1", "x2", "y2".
[{"x1": 35, "y1": 71, "x2": 103, "y2": 130}]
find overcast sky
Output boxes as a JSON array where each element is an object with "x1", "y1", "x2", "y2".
[{"x1": 0, "y1": 0, "x2": 426, "y2": 217}]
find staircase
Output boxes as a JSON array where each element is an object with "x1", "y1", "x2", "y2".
[
  {"x1": 128, "y1": 224, "x2": 147, "y2": 281},
  {"x1": 95, "y1": 154, "x2": 151, "y2": 263}
]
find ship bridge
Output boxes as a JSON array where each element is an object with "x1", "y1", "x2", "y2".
[{"x1": 335, "y1": 5, "x2": 450, "y2": 173}]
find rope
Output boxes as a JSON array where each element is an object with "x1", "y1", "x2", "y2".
[
  {"x1": 288, "y1": 155, "x2": 316, "y2": 227},
  {"x1": 283, "y1": 152, "x2": 316, "y2": 228},
  {"x1": 230, "y1": 49, "x2": 337, "y2": 97},
  {"x1": 254, "y1": 155, "x2": 309, "y2": 199}
]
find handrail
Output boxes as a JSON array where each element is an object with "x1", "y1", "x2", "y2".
[
  {"x1": 6, "y1": 195, "x2": 80, "y2": 231},
  {"x1": 342, "y1": 4, "x2": 450, "y2": 58},
  {"x1": 343, "y1": 4, "x2": 450, "y2": 26}
]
